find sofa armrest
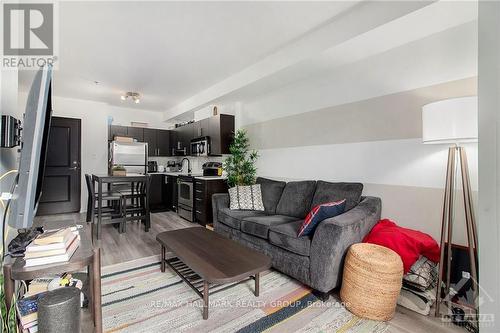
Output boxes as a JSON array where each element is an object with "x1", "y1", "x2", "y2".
[
  {"x1": 212, "y1": 193, "x2": 230, "y2": 225},
  {"x1": 309, "y1": 196, "x2": 381, "y2": 292}
]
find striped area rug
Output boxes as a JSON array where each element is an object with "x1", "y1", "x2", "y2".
[{"x1": 101, "y1": 255, "x2": 388, "y2": 333}]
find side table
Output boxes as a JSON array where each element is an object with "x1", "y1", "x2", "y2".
[{"x1": 2, "y1": 222, "x2": 102, "y2": 333}]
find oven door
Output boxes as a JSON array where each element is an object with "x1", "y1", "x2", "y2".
[{"x1": 177, "y1": 180, "x2": 193, "y2": 208}]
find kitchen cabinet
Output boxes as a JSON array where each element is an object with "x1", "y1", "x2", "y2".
[
  {"x1": 149, "y1": 174, "x2": 167, "y2": 212},
  {"x1": 108, "y1": 114, "x2": 234, "y2": 157},
  {"x1": 108, "y1": 125, "x2": 145, "y2": 142},
  {"x1": 208, "y1": 114, "x2": 235, "y2": 155},
  {"x1": 108, "y1": 125, "x2": 128, "y2": 141},
  {"x1": 143, "y1": 128, "x2": 157, "y2": 157},
  {"x1": 193, "y1": 118, "x2": 209, "y2": 138},
  {"x1": 127, "y1": 127, "x2": 144, "y2": 142},
  {"x1": 169, "y1": 130, "x2": 178, "y2": 155},
  {"x1": 149, "y1": 174, "x2": 179, "y2": 212},
  {"x1": 143, "y1": 128, "x2": 171, "y2": 157},
  {"x1": 156, "y1": 130, "x2": 170, "y2": 156},
  {"x1": 172, "y1": 123, "x2": 194, "y2": 156},
  {"x1": 193, "y1": 178, "x2": 228, "y2": 226},
  {"x1": 165, "y1": 175, "x2": 178, "y2": 211}
]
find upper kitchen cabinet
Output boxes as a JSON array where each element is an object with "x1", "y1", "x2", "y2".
[
  {"x1": 172, "y1": 122, "x2": 194, "y2": 155},
  {"x1": 143, "y1": 128, "x2": 158, "y2": 157},
  {"x1": 160, "y1": 114, "x2": 234, "y2": 156},
  {"x1": 156, "y1": 129, "x2": 171, "y2": 156},
  {"x1": 108, "y1": 125, "x2": 128, "y2": 141},
  {"x1": 127, "y1": 127, "x2": 144, "y2": 142},
  {"x1": 193, "y1": 118, "x2": 209, "y2": 138},
  {"x1": 208, "y1": 114, "x2": 235, "y2": 155},
  {"x1": 108, "y1": 125, "x2": 143, "y2": 142},
  {"x1": 144, "y1": 128, "x2": 171, "y2": 157}
]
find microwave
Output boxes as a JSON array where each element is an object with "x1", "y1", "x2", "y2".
[{"x1": 191, "y1": 136, "x2": 210, "y2": 156}]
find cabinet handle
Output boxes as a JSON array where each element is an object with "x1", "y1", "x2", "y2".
[
  {"x1": 196, "y1": 210, "x2": 202, "y2": 214},
  {"x1": 195, "y1": 198, "x2": 202, "y2": 201},
  {"x1": 195, "y1": 182, "x2": 203, "y2": 185},
  {"x1": 195, "y1": 190, "x2": 202, "y2": 193}
]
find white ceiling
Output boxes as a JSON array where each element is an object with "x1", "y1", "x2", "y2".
[
  {"x1": 20, "y1": 1, "x2": 358, "y2": 112},
  {"x1": 164, "y1": 0, "x2": 478, "y2": 122},
  {"x1": 18, "y1": 0, "x2": 478, "y2": 125}
]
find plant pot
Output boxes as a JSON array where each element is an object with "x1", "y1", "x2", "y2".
[{"x1": 112, "y1": 170, "x2": 126, "y2": 176}]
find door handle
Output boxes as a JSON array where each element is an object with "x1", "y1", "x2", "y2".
[{"x1": 69, "y1": 167, "x2": 79, "y2": 170}]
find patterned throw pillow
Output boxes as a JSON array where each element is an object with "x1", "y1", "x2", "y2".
[
  {"x1": 229, "y1": 184, "x2": 265, "y2": 211},
  {"x1": 403, "y1": 256, "x2": 438, "y2": 291},
  {"x1": 297, "y1": 199, "x2": 346, "y2": 237}
]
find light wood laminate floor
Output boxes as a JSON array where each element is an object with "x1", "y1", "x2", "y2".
[{"x1": 35, "y1": 211, "x2": 464, "y2": 333}]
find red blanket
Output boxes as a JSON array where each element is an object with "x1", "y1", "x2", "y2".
[{"x1": 363, "y1": 219, "x2": 440, "y2": 273}]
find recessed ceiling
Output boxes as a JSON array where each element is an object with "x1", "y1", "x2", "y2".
[{"x1": 20, "y1": 1, "x2": 358, "y2": 111}]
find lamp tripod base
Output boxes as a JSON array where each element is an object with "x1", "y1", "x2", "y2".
[{"x1": 435, "y1": 146, "x2": 478, "y2": 325}]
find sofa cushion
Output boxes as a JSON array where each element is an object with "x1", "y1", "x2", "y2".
[
  {"x1": 256, "y1": 177, "x2": 287, "y2": 214},
  {"x1": 218, "y1": 208, "x2": 267, "y2": 230},
  {"x1": 269, "y1": 221, "x2": 312, "y2": 256},
  {"x1": 241, "y1": 215, "x2": 297, "y2": 239},
  {"x1": 298, "y1": 199, "x2": 346, "y2": 237},
  {"x1": 275, "y1": 180, "x2": 317, "y2": 218},
  {"x1": 311, "y1": 181, "x2": 363, "y2": 211}
]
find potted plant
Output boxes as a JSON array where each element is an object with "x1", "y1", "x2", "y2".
[
  {"x1": 111, "y1": 165, "x2": 126, "y2": 176},
  {"x1": 1, "y1": 236, "x2": 18, "y2": 332},
  {"x1": 223, "y1": 129, "x2": 258, "y2": 187},
  {"x1": 0, "y1": 274, "x2": 17, "y2": 333}
]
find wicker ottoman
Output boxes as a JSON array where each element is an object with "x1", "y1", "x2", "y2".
[{"x1": 340, "y1": 243, "x2": 403, "y2": 321}]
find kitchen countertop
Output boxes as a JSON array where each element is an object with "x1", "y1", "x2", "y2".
[
  {"x1": 148, "y1": 172, "x2": 226, "y2": 181},
  {"x1": 194, "y1": 176, "x2": 227, "y2": 181}
]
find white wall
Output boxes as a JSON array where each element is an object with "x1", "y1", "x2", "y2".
[
  {"x1": 0, "y1": 71, "x2": 20, "y2": 176},
  {"x1": 17, "y1": 92, "x2": 168, "y2": 212},
  {"x1": 0, "y1": 70, "x2": 20, "y2": 248},
  {"x1": 478, "y1": 1, "x2": 500, "y2": 329},
  {"x1": 238, "y1": 22, "x2": 478, "y2": 245}
]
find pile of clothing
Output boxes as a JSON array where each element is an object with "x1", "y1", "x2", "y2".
[{"x1": 363, "y1": 219, "x2": 440, "y2": 316}]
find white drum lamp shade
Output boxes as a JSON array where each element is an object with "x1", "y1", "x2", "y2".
[{"x1": 422, "y1": 96, "x2": 478, "y2": 144}]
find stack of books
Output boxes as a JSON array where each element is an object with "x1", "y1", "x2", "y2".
[
  {"x1": 18, "y1": 274, "x2": 85, "y2": 332},
  {"x1": 24, "y1": 228, "x2": 79, "y2": 267},
  {"x1": 17, "y1": 292, "x2": 46, "y2": 333}
]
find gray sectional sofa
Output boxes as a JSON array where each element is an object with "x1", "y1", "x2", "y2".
[{"x1": 212, "y1": 177, "x2": 381, "y2": 294}]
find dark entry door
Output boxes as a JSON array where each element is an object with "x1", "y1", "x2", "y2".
[{"x1": 37, "y1": 117, "x2": 81, "y2": 215}]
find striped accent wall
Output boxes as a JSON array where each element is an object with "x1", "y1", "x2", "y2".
[{"x1": 242, "y1": 77, "x2": 477, "y2": 244}]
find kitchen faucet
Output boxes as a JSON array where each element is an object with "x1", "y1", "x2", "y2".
[{"x1": 181, "y1": 158, "x2": 192, "y2": 174}]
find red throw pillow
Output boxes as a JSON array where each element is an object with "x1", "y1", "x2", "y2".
[{"x1": 363, "y1": 219, "x2": 440, "y2": 273}]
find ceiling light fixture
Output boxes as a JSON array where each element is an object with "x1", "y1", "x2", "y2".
[{"x1": 121, "y1": 92, "x2": 141, "y2": 104}]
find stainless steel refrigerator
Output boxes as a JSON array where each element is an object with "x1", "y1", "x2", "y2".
[{"x1": 109, "y1": 141, "x2": 148, "y2": 174}]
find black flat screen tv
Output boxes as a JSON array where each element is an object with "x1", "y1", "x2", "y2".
[{"x1": 9, "y1": 66, "x2": 52, "y2": 229}]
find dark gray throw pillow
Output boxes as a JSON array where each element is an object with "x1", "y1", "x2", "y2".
[
  {"x1": 256, "y1": 177, "x2": 286, "y2": 214},
  {"x1": 311, "y1": 181, "x2": 363, "y2": 211},
  {"x1": 275, "y1": 180, "x2": 317, "y2": 218}
]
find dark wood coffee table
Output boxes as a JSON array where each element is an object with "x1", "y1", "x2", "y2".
[{"x1": 156, "y1": 227, "x2": 271, "y2": 319}]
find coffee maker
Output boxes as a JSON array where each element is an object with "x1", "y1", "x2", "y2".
[{"x1": 147, "y1": 160, "x2": 158, "y2": 173}]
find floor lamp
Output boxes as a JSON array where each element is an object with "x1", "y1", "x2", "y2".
[{"x1": 422, "y1": 96, "x2": 478, "y2": 319}]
